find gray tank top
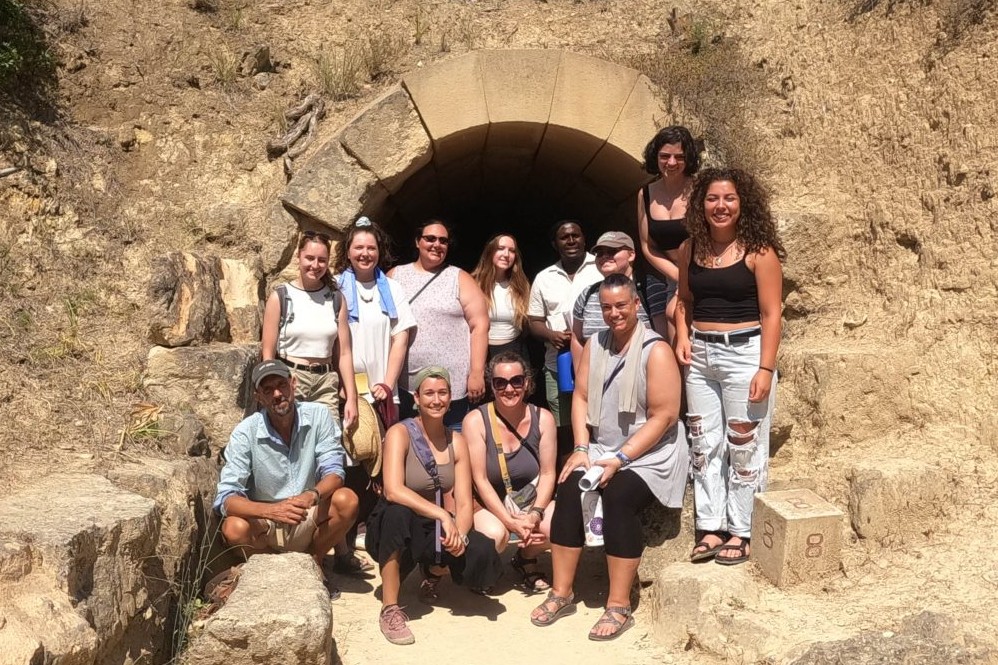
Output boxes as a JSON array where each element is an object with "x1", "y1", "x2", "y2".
[
  {"x1": 477, "y1": 404, "x2": 541, "y2": 499},
  {"x1": 403, "y1": 429, "x2": 456, "y2": 502},
  {"x1": 394, "y1": 264, "x2": 471, "y2": 399}
]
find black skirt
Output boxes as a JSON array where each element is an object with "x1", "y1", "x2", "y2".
[{"x1": 365, "y1": 497, "x2": 503, "y2": 589}]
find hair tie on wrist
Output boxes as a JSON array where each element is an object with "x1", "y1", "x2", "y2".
[
  {"x1": 573, "y1": 445, "x2": 589, "y2": 454},
  {"x1": 759, "y1": 366, "x2": 775, "y2": 373}
]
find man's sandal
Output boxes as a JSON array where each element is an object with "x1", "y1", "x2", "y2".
[
  {"x1": 588, "y1": 605, "x2": 635, "y2": 641},
  {"x1": 690, "y1": 531, "x2": 726, "y2": 563},
  {"x1": 512, "y1": 551, "x2": 551, "y2": 592},
  {"x1": 530, "y1": 591, "x2": 577, "y2": 627},
  {"x1": 715, "y1": 537, "x2": 751, "y2": 566}
]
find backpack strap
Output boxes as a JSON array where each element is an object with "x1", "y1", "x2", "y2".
[{"x1": 276, "y1": 285, "x2": 290, "y2": 358}]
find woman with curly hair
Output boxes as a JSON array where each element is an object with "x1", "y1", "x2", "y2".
[
  {"x1": 636, "y1": 126, "x2": 700, "y2": 342},
  {"x1": 675, "y1": 168, "x2": 786, "y2": 566},
  {"x1": 472, "y1": 233, "x2": 531, "y2": 361}
]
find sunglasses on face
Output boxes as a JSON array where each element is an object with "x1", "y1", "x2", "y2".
[
  {"x1": 420, "y1": 234, "x2": 450, "y2": 246},
  {"x1": 491, "y1": 374, "x2": 526, "y2": 391}
]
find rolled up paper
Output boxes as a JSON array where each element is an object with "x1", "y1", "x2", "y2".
[{"x1": 578, "y1": 465, "x2": 605, "y2": 491}]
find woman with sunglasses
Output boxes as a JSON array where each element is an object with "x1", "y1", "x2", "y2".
[
  {"x1": 261, "y1": 230, "x2": 358, "y2": 431},
  {"x1": 471, "y1": 233, "x2": 531, "y2": 361},
  {"x1": 366, "y1": 366, "x2": 503, "y2": 645},
  {"x1": 675, "y1": 168, "x2": 785, "y2": 566},
  {"x1": 462, "y1": 351, "x2": 557, "y2": 592},
  {"x1": 389, "y1": 220, "x2": 489, "y2": 431},
  {"x1": 569, "y1": 231, "x2": 652, "y2": 368},
  {"x1": 636, "y1": 126, "x2": 700, "y2": 342}
]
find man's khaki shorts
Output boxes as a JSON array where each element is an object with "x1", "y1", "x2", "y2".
[{"x1": 263, "y1": 505, "x2": 318, "y2": 553}]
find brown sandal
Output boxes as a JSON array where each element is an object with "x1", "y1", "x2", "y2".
[
  {"x1": 588, "y1": 605, "x2": 634, "y2": 641},
  {"x1": 530, "y1": 590, "x2": 577, "y2": 627}
]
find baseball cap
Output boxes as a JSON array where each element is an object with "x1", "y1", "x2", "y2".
[
  {"x1": 252, "y1": 360, "x2": 291, "y2": 388},
  {"x1": 593, "y1": 231, "x2": 635, "y2": 251}
]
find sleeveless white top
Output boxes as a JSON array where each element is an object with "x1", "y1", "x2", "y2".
[
  {"x1": 489, "y1": 282, "x2": 520, "y2": 345},
  {"x1": 278, "y1": 283, "x2": 339, "y2": 359}
]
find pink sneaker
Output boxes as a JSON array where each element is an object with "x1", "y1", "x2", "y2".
[{"x1": 379, "y1": 604, "x2": 415, "y2": 645}]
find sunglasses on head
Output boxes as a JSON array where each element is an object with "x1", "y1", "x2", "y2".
[
  {"x1": 421, "y1": 234, "x2": 450, "y2": 246},
  {"x1": 491, "y1": 374, "x2": 526, "y2": 391},
  {"x1": 302, "y1": 230, "x2": 332, "y2": 243}
]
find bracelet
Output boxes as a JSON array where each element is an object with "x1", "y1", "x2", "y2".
[
  {"x1": 528, "y1": 506, "x2": 545, "y2": 520},
  {"x1": 614, "y1": 450, "x2": 633, "y2": 468},
  {"x1": 758, "y1": 366, "x2": 775, "y2": 373},
  {"x1": 573, "y1": 445, "x2": 589, "y2": 454}
]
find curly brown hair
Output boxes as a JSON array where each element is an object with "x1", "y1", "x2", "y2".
[{"x1": 686, "y1": 168, "x2": 786, "y2": 264}]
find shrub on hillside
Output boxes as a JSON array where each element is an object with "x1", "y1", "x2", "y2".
[
  {"x1": 628, "y1": 12, "x2": 769, "y2": 175},
  {"x1": 0, "y1": 0, "x2": 56, "y2": 96}
]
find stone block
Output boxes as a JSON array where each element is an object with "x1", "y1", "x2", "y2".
[
  {"x1": 281, "y1": 139, "x2": 379, "y2": 230},
  {"x1": 751, "y1": 489, "x2": 844, "y2": 587},
  {"x1": 143, "y1": 342, "x2": 258, "y2": 444},
  {"x1": 256, "y1": 201, "x2": 300, "y2": 277},
  {"x1": 480, "y1": 49, "x2": 560, "y2": 125},
  {"x1": 215, "y1": 257, "x2": 263, "y2": 344},
  {"x1": 339, "y1": 86, "x2": 433, "y2": 194},
  {"x1": 548, "y1": 51, "x2": 640, "y2": 143},
  {"x1": 157, "y1": 410, "x2": 212, "y2": 457},
  {"x1": 848, "y1": 458, "x2": 954, "y2": 547},
  {"x1": 403, "y1": 52, "x2": 488, "y2": 165},
  {"x1": 148, "y1": 251, "x2": 231, "y2": 347},
  {"x1": 650, "y1": 561, "x2": 772, "y2": 662},
  {"x1": 0, "y1": 474, "x2": 158, "y2": 664},
  {"x1": 183, "y1": 553, "x2": 332, "y2": 665}
]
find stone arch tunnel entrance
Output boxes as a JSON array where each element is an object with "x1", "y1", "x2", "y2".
[{"x1": 276, "y1": 49, "x2": 700, "y2": 276}]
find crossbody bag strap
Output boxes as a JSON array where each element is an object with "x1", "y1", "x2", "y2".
[
  {"x1": 402, "y1": 418, "x2": 444, "y2": 564},
  {"x1": 493, "y1": 404, "x2": 540, "y2": 464},
  {"x1": 487, "y1": 403, "x2": 515, "y2": 497},
  {"x1": 408, "y1": 267, "x2": 445, "y2": 305}
]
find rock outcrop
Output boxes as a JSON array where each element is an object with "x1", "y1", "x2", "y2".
[
  {"x1": 0, "y1": 460, "x2": 217, "y2": 665},
  {"x1": 148, "y1": 251, "x2": 231, "y2": 347}
]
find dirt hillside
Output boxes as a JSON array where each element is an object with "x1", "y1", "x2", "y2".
[{"x1": 2, "y1": 0, "x2": 997, "y2": 662}]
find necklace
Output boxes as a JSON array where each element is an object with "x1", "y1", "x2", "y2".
[
  {"x1": 709, "y1": 240, "x2": 738, "y2": 267},
  {"x1": 357, "y1": 281, "x2": 376, "y2": 303}
]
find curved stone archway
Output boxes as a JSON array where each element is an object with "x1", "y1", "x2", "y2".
[{"x1": 275, "y1": 49, "x2": 698, "y2": 272}]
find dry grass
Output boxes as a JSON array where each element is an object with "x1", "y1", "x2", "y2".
[
  {"x1": 626, "y1": 12, "x2": 769, "y2": 175},
  {"x1": 311, "y1": 43, "x2": 365, "y2": 101},
  {"x1": 205, "y1": 43, "x2": 238, "y2": 89},
  {"x1": 362, "y1": 32, "x2": 409, "y2": 81}
]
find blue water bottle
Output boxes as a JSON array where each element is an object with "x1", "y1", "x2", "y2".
[{"x1": 556, "y1": 349, "x2": 575, "y2": 393}]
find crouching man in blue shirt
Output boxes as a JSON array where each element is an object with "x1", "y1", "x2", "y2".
[{"x1": 214, "y1": 360, "x2": 359, "y2": 596}]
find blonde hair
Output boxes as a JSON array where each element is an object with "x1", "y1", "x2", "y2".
[{"x1": 472, "y1": 233, "x2": 530, "y2": 329}]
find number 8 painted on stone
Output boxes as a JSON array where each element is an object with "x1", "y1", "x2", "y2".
[
  {"x1": 762, "y1": 520, "x2": 775, "y2": 548},
  {"x1": 805, "y1": 533, "x2": 823, "y2": 558}
]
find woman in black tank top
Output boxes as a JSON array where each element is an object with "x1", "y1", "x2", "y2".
[
  {"x1": 461, "y1": 351, "x2": 558, "y2": 592},
  {"x1": 675, "y1": 168, "x2": 786, "y2": 567},
  {"x1": 636, "y1": 126, "x2": 700, "y2": 342}
]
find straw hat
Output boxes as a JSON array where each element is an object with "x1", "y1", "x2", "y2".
[{"x1": 344, "y1": 398, "x2": 383, "y2": 477}]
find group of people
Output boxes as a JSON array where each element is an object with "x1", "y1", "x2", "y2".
[{"x1": 212, "y1": 125, "x2": 786, "y2": 645}]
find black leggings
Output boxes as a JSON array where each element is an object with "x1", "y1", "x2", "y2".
[{"x1": 549, "y1": 469, "x2": 656, "y2": 558}]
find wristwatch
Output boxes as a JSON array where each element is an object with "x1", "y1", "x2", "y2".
[
  {"x1": 614, "y1": 451, "x2": 632, "y2": 468},
  {"x1": 461, "y1": 534, "x2": 470, "y2": 546}
]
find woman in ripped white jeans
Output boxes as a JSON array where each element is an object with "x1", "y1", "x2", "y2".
[{"x1": 674, "y1": 167, "x2": 786, "y2": 565}]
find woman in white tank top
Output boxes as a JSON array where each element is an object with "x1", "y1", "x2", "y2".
[
  {"x1": 472, "y1": 233, "x2": 530, "y2": 361},
  {"x1": 261, "y1": 231, "x2": 358, "y2": 430}
]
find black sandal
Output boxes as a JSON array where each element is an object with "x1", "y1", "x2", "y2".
[
  {"x1": 715, "y1": 537, "x2": 751, "y2": 566},
  {"x1": 690, "y1": 531, "x2": 726, "y2": 563},
  {"x1": 418, "y1": 564, "x2": 443, "y2": 602},
  {"x1": 512, "y1": 551, "x2": 550, "y2": 592}
]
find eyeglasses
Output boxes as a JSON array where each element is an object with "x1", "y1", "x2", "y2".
[
  {"x1": 491, "y1": 374, "x2": 526, "y2": 391},
  {"x1": 421, "y1": 234, "x2": 450, "y2": 246}
]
